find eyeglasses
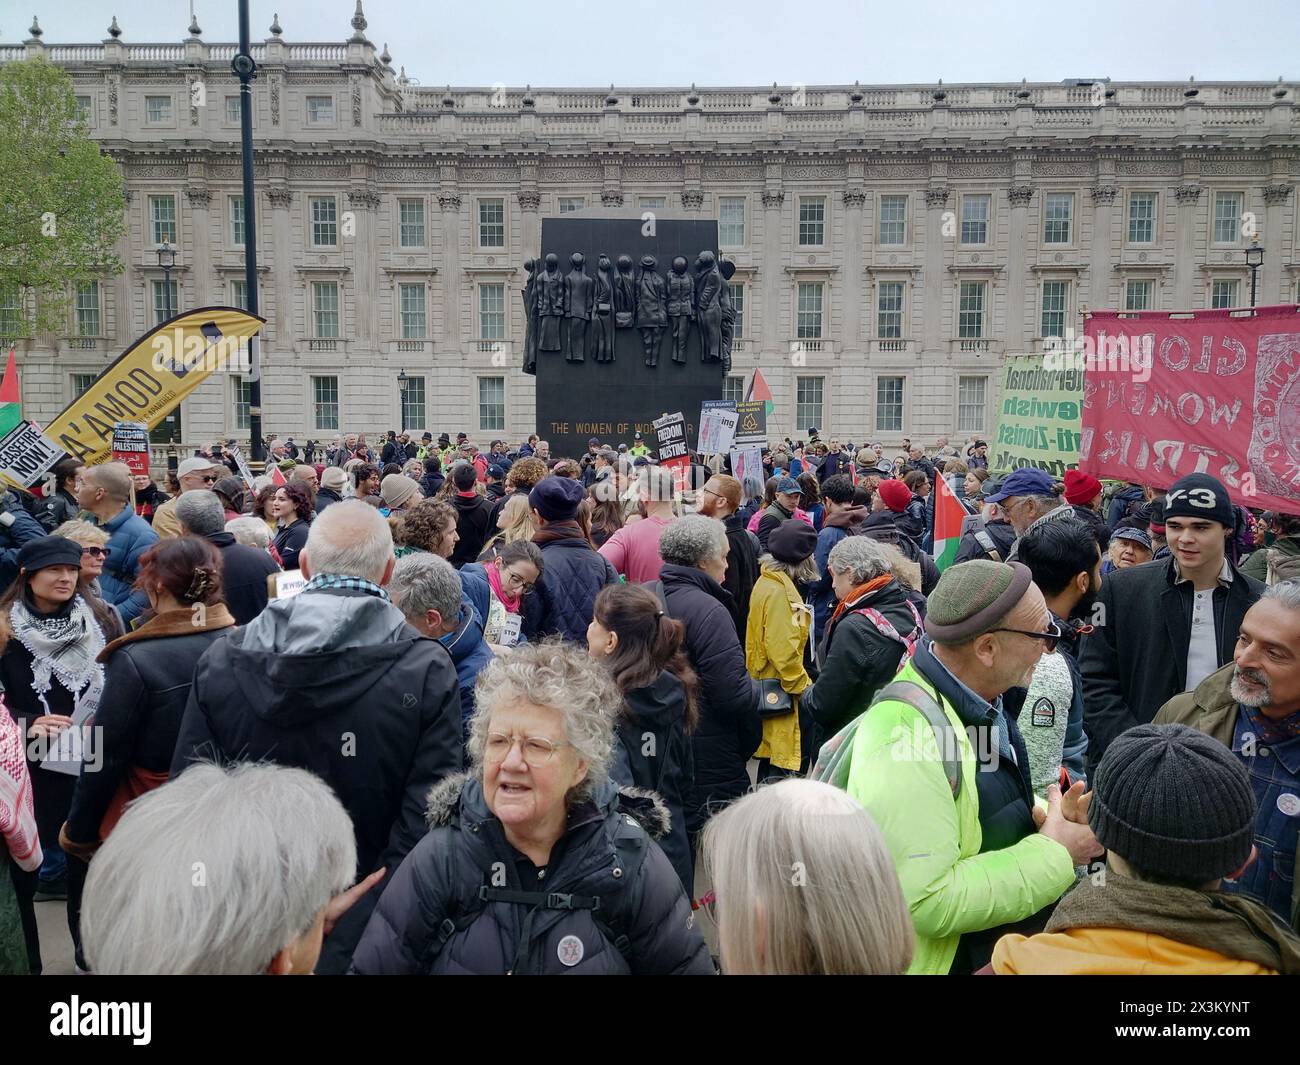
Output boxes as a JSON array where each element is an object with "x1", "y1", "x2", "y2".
[
  {"x1": 500, "y1": 568, "x2": 535, "y2": 593},
  {"x1": 484, "y1": 731, "x2": 570, "y2": 766},
  {"x1": 81, "y1": 546, "x2": 109, "y2": 559},
  {"x1": 201, "y1": 475, "x2": 218, "y2": 484},
  {"x1": 989, "y1": 620, "x2": 1063, "y2": 653}
]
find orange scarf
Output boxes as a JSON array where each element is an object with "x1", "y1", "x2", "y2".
[{"x1": 828, "y1": 574, "x2": 893, "y2": 628}]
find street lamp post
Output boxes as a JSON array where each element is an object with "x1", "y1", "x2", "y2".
[
  {"x1": 232, "y1": 0, "x2": 264, "y2": 464},
  {"x1": 156, "y1": 240, "x2": 176, "y2": 319},
  {"x1": 397, "y1": 368, "x2": 409, "y2": 430},
  {"x1": 1246, "y1": 237, "x2": 1265, "y2": 309}
]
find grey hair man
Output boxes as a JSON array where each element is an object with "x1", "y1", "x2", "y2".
[
  {"x1": 170, "y1": 500, "x2": 464, "y2": 973},
  {"x1": 985, "y1": 468, "x2": 1065, "y2": 538},
  {"x1": 176, "y1": 490, "x2": 280, "y2": 625},
  {"x1": 81, "y1": 762, "x2": 368, "y2": 975}
]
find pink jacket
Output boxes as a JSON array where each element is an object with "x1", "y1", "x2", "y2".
[{"x1": 746, "y1": 507, "x2": 815, "y2": 534}]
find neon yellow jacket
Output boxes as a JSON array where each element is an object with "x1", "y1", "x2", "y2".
[
  {"x1": 845, "y1": 657, "x2": 1075, "y2": 975},
  {"x1": 745, "y1": 568, "x2": 812, "y2": 772}
]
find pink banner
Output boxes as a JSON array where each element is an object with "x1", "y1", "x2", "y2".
[{"x1": 1079, "y1": 305, "x2": 1300, "y2": 514}]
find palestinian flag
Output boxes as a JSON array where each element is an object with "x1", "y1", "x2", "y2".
[
  {"x1": 746, "y1": 369, "x2": 775, "y2": 416},
  {"x1": 0, "y1": 348, "x2": 20, "y2": 436},
  {"x1": 931, "y1": 473, "x2": 966, "y2": 573},
  {"x1": 270, "y1": 464, "x2": 287, "y2": 487}
]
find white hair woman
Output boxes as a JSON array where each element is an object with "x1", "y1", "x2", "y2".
[
  {"x1": 80, "y1": 762, "x2": 372, "y2": 974},
  {"x1": 226, "y1": 515, "x2": 272, "y2": 552},
  {"x1": 701, "y1": 778, "x2": 914, "y2": 975},
  {"x1": 802, "y1": 536, "x2": 924, "y2": 748},
  {"x1": 350, "y1": 640, "x2": 713, "y2": 975}
]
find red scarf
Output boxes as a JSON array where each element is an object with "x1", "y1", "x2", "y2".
[
  {"x1": 828, "y1": 574, "x2": 893, "y2": 628},
  {"x1": 485, "y1": 560, "x2": 522, "y2": 612}
]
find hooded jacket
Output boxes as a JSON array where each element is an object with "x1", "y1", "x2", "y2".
[
  {"x1": 610, "y1": 671, "x2": 695, "y2": 894},
  {"x1": 349, "y1": 773, "x2": 713, "y2": 975},
  {"x1": 659, "y1": 564, "x2": 759, "y2": 834},
  {"x1": 1079, "y1": 554, "x2": 1264, "y2": 772},
  {"x1": 169, "y1": 586, "x2": 463, "y2": 973},
  {"x1": 97, "y1": 503, "x2": 159, "y2": 625},
  {"x1": 746, "y1": 568, "x2": 812, "y2": 773},
  {"x1": 1240, "y1": 533, "x2": 1300, "y2": 582},
  {"x1": 450, "y1": 493, "x2": 496, "y2": 568}
]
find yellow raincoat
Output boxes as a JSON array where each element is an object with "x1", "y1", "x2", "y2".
[{"x1": 745, "y1": 567, "x2": 812, "y2": 771}]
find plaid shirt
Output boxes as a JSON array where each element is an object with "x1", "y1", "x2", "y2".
[{"x1": 302, "y1": 573, "x2": 391, "y2": 602}]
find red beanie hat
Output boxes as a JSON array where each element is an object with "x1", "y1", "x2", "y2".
[
  {"x1": 877, "y1": 479, "x2": 912, "y2": 513},
  {"x1": 1063, "y1": 469, "x2": 1102, "y2": 506}
]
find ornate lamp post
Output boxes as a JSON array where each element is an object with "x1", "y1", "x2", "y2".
[
  {"x1": 1245, "y1": 237, "x2": 1265, "y2": 309},
  {"x1": 397, "y1": 368, "x2": 409, "y2": 428}
]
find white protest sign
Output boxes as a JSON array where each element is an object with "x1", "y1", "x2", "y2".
[
  {"x1": 0, "y1": 420, "x2": 63, "y2": 488},
  {"x1": 698, "y1": 401, "x2": 739, "y2": 455}
]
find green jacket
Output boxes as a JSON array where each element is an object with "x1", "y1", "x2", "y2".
[
  {"x1": 1155, "y1": 663, "x2": 1300, "y2": 931},
  {"x1": 1239, "y1": 535, "x2": 1300, "y2": 582},
  {"x1": 846, "y1": 657, "x2": 1076, "y2": 975}
]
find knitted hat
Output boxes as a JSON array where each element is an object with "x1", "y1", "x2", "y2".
[
  {"x1": 529, "y1": 475, "x2": 585, "y2": 521},
  {"x1": 1063, "y1": 470, "x2": 1102, "y2": 506},
  {"x1": 18, "y1": 536, "x2": 84, "y2": 574},
  {"x1": 321, "y1": 467, "x2": 348, "y2": 492},
  {"x1": 924, "y1": 560, "x2": 1033, "y2": 644},
  {"x1": 1089, "y1": 724, "x2": 1255, "y2": 883},
  {"x1": 876, "y1": 479, "x2": 912, "y2": 513},
  {"x1": 380, "y1": 473, "x2": 419, "y2": 510},
  {"x1": 1164, "y1": 473, "x2": 1234, "y2": 529},
  {"x1": 767, "y1": 519, "x2": 818, "y2": 564}
]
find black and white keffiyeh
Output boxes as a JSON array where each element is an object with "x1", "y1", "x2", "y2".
[{"x1": 9, "y1": 596, "x2": 105, "y2": 716}]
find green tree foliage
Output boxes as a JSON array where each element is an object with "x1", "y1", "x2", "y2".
[{"x1": 0, "y1": 57, "x2": 125, "y2": 337}]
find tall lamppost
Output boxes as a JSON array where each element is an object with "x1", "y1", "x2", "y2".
[
  {"x1": 397, "y1": 368, "x2": 409, "y2": 429},
  {"x1": 232, "y1": 0, "x2": 264, "y2": 463},
  {"x1": 156, "y1": 240, "x2": 176, "y2": 319},
  {"x1": 1246, "y1": 237, "x2": 1265, "y2": 309}
]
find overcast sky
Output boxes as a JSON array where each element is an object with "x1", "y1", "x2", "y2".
[{"x1": 12, "y1": 1, "x2": 1297, "y2": 87}]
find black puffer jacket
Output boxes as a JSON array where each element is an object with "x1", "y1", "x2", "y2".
[
  {"x1": 450, "y1": 494, "x2": 496, "y2": 568},
  {"x1": 860, "y1": 510, "x2": 940, "y2": 595},
  {"x1": 659, "y1": 564, "x2": 759, "y2": 835},
  {"x1": 204, "y1": 531, "x2": 279, "y2": 625},
  {"x1": 523, "y1": 531, "x2": 619, "y2": 643},
  {"x1": 34, "y1": 488, "x2": 80, "y2": 533},
  {"x1": 610, "y1": 671, "x2": 695, "y2": 894},
  {"x1": 349, "y1": 773, "x2": 713, "y2": 975},
  {"x1": 802, "y1": 577, "x2": 920, "y2": 750}
]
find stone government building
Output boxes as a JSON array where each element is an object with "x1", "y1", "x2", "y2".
[{"x1": 4, "y1": 5, "x2": 1298, "y2": 451}]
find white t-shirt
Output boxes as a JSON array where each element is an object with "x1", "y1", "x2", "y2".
[{"x1": 1184, "y1": 587, "x2": 1219, "y2": 692}]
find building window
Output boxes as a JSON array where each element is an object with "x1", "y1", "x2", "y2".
[
  {"x1": 958, "y1": 281, "x2": 985, "y2": 338},
  {"x1": 398, "y1": 199, "x2": 425, "y2": 247},
  {"x1": 74, "y1": 281, "x2": 100, "y2": 336},
  {"x1": 312, "y1": 281, "x2": 340, "y2": 337},
  {"x1": 479, "y1": 376, "x2": 506, "y2": 432},
  {"x1": 306, "y1": 96, "x2": 334, "y2": 124},
  {"x1": 1040, "y1": 281, "x2": 1069, "y2": 339},
  {"x1": 401, "y1": 376, "x2": 426, "y2": 430},
  {"x1": 233, "y1": 376, "x2": 251, "y2": 430},
  {"x1": 876, "y1": 376, "x2": 904, "y2": 433},
  {"x1": 557, "y1": 196, "x2": 585, "y2": 214},
  {"x1": 1213, "y1": 192, "x2": 1243, "y2": 244},
  {"x1": 960, "y1": 195, "x2": 990, "y2": 245},
  {"x1": 230, "y1": 279, "x2": 250, "y2": 311},
  {"x1": 479, "y1": 283, "x2": 506, "y2": 339},
  {"x1": 310, "y1": 197, "x2": 338, "y2": 248},
  {"x1": 399, "y1": 284, "x2": 426, "y2": 338},
  {"x1": 1211, "y1": 280, "x2": 1239, "y2": 309},
  {"x1": 145, "y1": 95, "x2": 172, "y2": 123},
  {"x1": 726, "y1": 283, "x2": 745, "y2": 338},
  {"x1": 878, "y1": 195, "x2": 907, "y2": 245},
  {"x1": 723, "y1": 376, "x2": 744, "y2": 405},
  {"x1": 72, "y1": 373, "x2": 97, "y2": 399},
  {"x1": 795, "y1": 376, "x2": 824, "y2": 431},
  {"x1": 149, "y1": 195, "x2": 176, "y2": 246},
  {"x1": 1125, "y1": 279, "x2": 1153, "y2": 311},
  {"x1": 957, "y1": 376, "x2": 987, "y2": 434},
  {"x1": 75, "y1": 95, "x2": 92, "y2": 123},
  {"x1": 152, "y1": 280, "x2": 177, "y2": 325},
  {"x1": 798, "y1": 197, "x2": 826, "y2": 247},
  {"x1": 230, "y1": 195, "x2": 245, "y2": 246},
  {"x1": 1043, "y1": 193, "x2": 1073, "y2": 244},
  {"x1": 225, "y1": 96, "x2": 241, "y2": 124},
  {"x1": 478, "y1": 199, "x2": 505, "y2": 248},
  {"x1": 877, "y1": 281, "x2": 904, "y2": 338},
  {"x1": 719, "y1": 197, "x2": 746, "y2": 247},
  {"x1": 638, "y1": 197, "x2": 666, "y2": 210},
  {"x1": 796, "y1": 282, "x2": 823, "y2": 339},
  {"x1": 0, "y1": 288, "x2": 21, "y2": 337},
  {"x1": 312, "y1": 375, "x2": 339, "y2": 431},
  {"x1": 1128, "y1": 192, "x2": 1156, "y2": 244}
]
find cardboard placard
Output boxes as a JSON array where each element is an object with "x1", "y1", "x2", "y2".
[
  {"x1": 110, "y1": 421, "x2": 150, "y2": 476},
  {"x1": 0, "y1": 420, "x2": 64, "y2": 488},
  {"x1": 269, "y1": 569, "x2": 306, "y2": 599},
  {"x1": 698, "y1": 400, "x2": 739, "y2": 455},
  {"x1": 653, "y1": 411, "x2": 688, "y2": 464},
  {"x1": 732, "y1": 401, "x2": 768, "y2": 447},
  {"x1": 226, "y1": 443, "x2": 257, "y2": 492}
]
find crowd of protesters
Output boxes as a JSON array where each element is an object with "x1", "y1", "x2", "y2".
[{"x1": 1, "y1": 422, "x2": 1298, "y2": 977}]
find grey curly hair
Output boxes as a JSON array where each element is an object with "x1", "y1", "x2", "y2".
[
  {"x1": 469, "y1": 639, "x2": 618, "y2": 805},
  {"x1": 659, "y1": 514, "x2": 727, "y2": 567}
]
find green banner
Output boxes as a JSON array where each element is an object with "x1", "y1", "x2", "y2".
[{"x1": 990, "y1": 354, "x2": 1085, "y2": 477}]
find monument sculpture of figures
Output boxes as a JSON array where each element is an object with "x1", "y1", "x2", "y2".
[
  {"x1": 593, "y1": 253, "x2": 616, "y2": 362},
  {"x1": 694, "y1": 249, "x2": 723, "y2": 363},
  {"x1": 522, "y1": 257, "x2": 539, "y2": 375},
  {"x1": 536, "y1": 252, "x2": 565, "y2": 353},
  {"x1": 718, "y1": 258, "x2": 736, "y2": 375},
  {"x1": 666, "y1": 256, "x2": 695, "y2": 365},
  {"x1": 563, "y1": 252, "x2": 595, "y2": 362},
  {"x1": 634, "y1": 254, "x2": 668, "y2": 367},
  {"x1": 613, "y1": 254, "x2": 636, "y2": 329}
]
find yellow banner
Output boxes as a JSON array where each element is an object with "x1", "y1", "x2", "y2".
[{"x1": 47, "y1": 306, "x2": 264, "y2": 465}]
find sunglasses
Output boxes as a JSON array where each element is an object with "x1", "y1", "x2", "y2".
[
  {"x1": 989, "y1": 620, "x2": 1063, "y2": 653},
  {"x1": 200, "y1": 475, "x2": 218, "y2": 483},
  {"x1": 81, "y1": 546, "x2": 109, "y2": 559}
]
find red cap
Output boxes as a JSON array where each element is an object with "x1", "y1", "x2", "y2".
[
  {"x1": 1063, "y1": 469, "x2": 1102, "y2": 506},
  {"x1": 877, "y1": 479, "x2": 912, "y2": 513}
]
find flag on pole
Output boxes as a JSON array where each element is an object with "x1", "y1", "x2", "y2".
[
  {"x1": 745, "y1": 369, "x2": 774, "y2": 416},
  {"x1": 0, "y1": 348, "x2": 21, "y2": 436},
  {"x1": 931, "y1": 473, "x2": 966, "y2": 573},
  {"x1": 270, "y1": 464, "x2": 287, "y2": 487}
]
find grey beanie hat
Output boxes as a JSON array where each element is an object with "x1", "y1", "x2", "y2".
[{"x1": 1089, "y1": 723, "x2": 1256, "y2": 884}]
